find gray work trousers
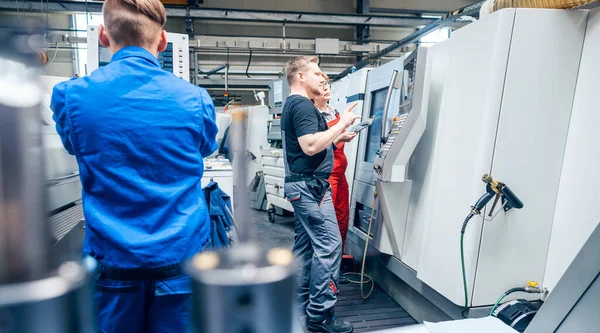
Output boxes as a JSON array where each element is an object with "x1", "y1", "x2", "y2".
[{"x1": 285, "y1": 180, "x2": 342, "y2": 322}]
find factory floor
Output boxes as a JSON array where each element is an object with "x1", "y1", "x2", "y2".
[{"x1": 249, "y1": 209, "x2": 417, "y2": 332}]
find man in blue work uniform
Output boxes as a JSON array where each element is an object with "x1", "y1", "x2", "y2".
[
  {"x1": 281, "y1": 56, "x2": 360, "y2": 333},
  {"x1": 50, "y1": 0, "x2": 218, "y2": 331}
]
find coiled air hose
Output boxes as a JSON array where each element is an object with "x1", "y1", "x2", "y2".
[
  {"x1": 343, "y1": 191, "x2": 377, "y2": 300},
  {"x1": 460, "y1": 214, "x2": 475, "y2": 317},
  {"x1": 459, "y1": 211, "x2": 507, "y2": 316}
]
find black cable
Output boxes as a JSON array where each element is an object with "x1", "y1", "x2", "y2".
[
  {"x1": 245, "y1": 50, "x2": 253, "y2": 78},
  {"x1": 461, "y1": 212, "x2": 474, "y2": 235},
  {"x1": 504, "y1": 287, "x2": 527, "y2": 295},
  {"x1": 490, "y1": 287, "x2": 527, "y2": 316},
  {"x1": 460, "y1": 212, "x2": 475, "y2": 318}
]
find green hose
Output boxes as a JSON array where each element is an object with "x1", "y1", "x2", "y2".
[
  {"x1": 489, "y1": 287, "x2": 527, "y2": 316},
  {"x1": 490, "y1": 294, "x2": 508, "y2": 316},
  {"x1": 460, "y1": 233, "x2": 469, "y2": 316}
]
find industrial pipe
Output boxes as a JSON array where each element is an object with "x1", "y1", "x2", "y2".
[{"x1": 333, "y1": 1, "x2": 485, "y2": 82}]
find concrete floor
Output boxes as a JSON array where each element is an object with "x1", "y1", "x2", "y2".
[
  {"x1": 250, "y1": 208, "x2": 296, "y2": 250},
  {"x1": 249, "y1": 208, "x2": 416, "y2": 332}
]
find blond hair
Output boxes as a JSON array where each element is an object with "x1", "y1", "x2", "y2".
[
  {"x1": 286, "y1": 56, "x2": 319, "y2": 86},
  {"x1": 319, "y1": 72, "x2": 329, "y2": 82},
  {"x1": 102, "y1": 0, "x2": 167, "y2": 47}
]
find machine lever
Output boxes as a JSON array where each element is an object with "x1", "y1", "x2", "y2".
[
  {"x1": 488, "y1": 193, "x2": 501, "y2": 217},
  {"x1": 380, "y1": 70, "x2": 400, "y2": 143}
]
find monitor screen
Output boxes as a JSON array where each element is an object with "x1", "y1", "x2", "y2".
[
  {"x1": 364, "y1": 88, "x2": 387, "y2": 163},
  {"x1": 158, "y1": 42, "x2": 174, "y2": 73},
  {"x1": 97, "y1": 42, "x2": 174, "y2": 73},
  {"x1": 98, "y1": 45, "x2": 111, "y2": 68}
]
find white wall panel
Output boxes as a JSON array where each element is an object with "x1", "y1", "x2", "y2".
[
  {"x1": 416, "y1": 9, "x2": 516, "y2": 306},
  {"x1": 473, "y1": 9, "x2": 588, "y2": 306},
  {"x1": 543, "y1": 9, "x2": 600, "y2": 292}
]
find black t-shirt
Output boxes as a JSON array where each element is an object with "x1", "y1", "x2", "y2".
[{"x1": 281, "y1": 95, "x2": 329, "y2": 175}]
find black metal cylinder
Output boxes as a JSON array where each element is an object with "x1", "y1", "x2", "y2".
[
  {"x1": 187, "y1": 243, "x2": 296, "y2": 333},
  {"x1": 0, "y1": 25, "x2": 95, "y2": 333},
  {"x1": 0, "y1": 43, "x2": 55, "y2": 284},
  {"x1": 0, "y1": 261, "x2": 95, "y2": 333}
]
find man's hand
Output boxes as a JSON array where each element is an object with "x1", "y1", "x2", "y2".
[
  {"x1": 334, "y1": 131, "x2": 358, "y2": 145},
  {"x1": 340, "y1": 102, "x2": 361, "y2": 128}
]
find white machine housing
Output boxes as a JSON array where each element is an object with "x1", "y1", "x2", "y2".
[
  {"x1": 329, "y1": 68, "x2": 370, "y2": 201},
  {"x1": 418, "y1": 8, "x2": 588, "y2": 307},
  {"x1": 350, "y1": 56, "x2": 408, "y2": 256},
  {"x1": 87, "y1": 25, "x2": 190, "y2": 81},
  {"x1": 261, "y1": 147, "x2": 291, "y2": 213},
  {"x1": 374, "y1": 48, "x2": 431, "y2": 183},
  {"x1": 541, "y1": 9, "x2": 600, "y2": 292},
  {"x1": 370, "y1": 47, "x2": 435, "y2": 261},
  {"x1": 243, "y1": 106, "x2": 270, "y2": 185},
  {"x1": 348, "y1": 8, "x2": 600, "y2": 311},
  {"x1": 212, "y1": 106, "x2": 269, "y2": 187}
]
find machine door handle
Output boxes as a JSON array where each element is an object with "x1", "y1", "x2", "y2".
[
  {"x1": 46, "y1": 171, "x2": 80, "y2": 186},
  {"x1": 381, "y1": 70, "x2": 400, "y2": 143}
]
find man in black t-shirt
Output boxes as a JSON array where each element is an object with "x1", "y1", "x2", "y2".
[{"x1": 281, "y1": 56, "x2": 359, "y2": 333}]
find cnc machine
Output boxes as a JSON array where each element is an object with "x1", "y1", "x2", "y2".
[
  {"x1": 329, "y1": 68, "x2": 370, "y2": 201},
  {"x1": 346, "y1": 8, "x2": 600, "y2": 320},
  {"x1": 350, "y1": 56, "x2": 409, "y2": 255}
]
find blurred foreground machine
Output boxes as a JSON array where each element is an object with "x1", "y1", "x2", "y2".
[
  {"x1": 187, "y1": 111, "x2": 297, "y2": 333},
  {"x1": 0, "y1": 26, "x2": 94, "y2": 333},
  {"x1": 343, "y1": 7, "x2": 600, "y2": 323},
  {"x1": 39, "y1": 76, "x2": 86, "y2": 260}
]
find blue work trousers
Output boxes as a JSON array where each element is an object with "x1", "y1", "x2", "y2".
[
  {"x1": 94, "y1": 274, "x2": 193, "y2": 333},
  {"x1": 285, "y1": 180, "x2": 342, "y2": 322}
]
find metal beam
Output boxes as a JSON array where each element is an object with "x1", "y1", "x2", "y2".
[
  {"x1": 178, "y1": 8, "x2": 434, "y2": 27},
  {"x1": 370, "y1": 7, "x2": 448, "y2": 15},
  {"x1": 195, "y1": 35, "x2": 406, "y2": 55},
  {"x1": 357, "y1": 0, "x2": 371, "y2": 45},
  {"x1": 334, "y1": 1, "x2": 484, "y2": 81},
  {"x1": 0, "y1": 0, "x2": 435, "y2": 27}
]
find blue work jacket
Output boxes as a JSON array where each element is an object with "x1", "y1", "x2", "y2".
[
  {"x1": 202, "y1": 181, "x2": 234, "y2": 250},
  {"x1": 51, "y1": 46, "x2": 218, "y2": 269}
]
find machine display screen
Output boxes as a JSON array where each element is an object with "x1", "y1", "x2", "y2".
[
  {"x1": 97, "y1": 42, "x2": 174, "y2": 73},
  {"x1": 158, "y1": 42, "x2": 174, "y2": 73},
  {"x1": 364, "y1": 88, "x2": 387, "y2": 163},
  {"x1": 98, "y1": 45, "x2": 111, "y2": 68}
]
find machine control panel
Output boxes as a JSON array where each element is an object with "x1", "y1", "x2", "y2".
[
  {"x1": 377, "y1": 112, "x2": 409, "y2": 161},
  {"x1": 162, "y1": 32, "x2": 190, "y2": 81},
  {"x1": 87, "y1": 26, "x2": 190, "y2": 81},
  {"x1": 373, "y1": 47, "x2": 431, "y2": 182}
]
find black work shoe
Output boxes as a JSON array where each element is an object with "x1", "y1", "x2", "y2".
[
  {"x1": 338, "y1": 274, "x2": 350, "y2": 285},
  {"x1": 307, "y1": 315, "x2": 353, "y2": 333}
]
